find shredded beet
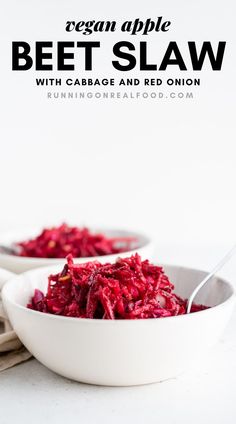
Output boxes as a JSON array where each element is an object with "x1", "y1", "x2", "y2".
[
  {"x1": 28, "y1": 254, "x2": 209, "y2": 319},
  {"x1": 17, "y1": 223, "x2": 136, "y2": 258}
]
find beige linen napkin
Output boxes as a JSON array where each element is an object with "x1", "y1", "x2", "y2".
[{"x1": 0, "y1": 293, "x2": 31, "y2": 371}]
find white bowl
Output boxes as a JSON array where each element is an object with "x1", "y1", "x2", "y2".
[
  {"x1": 0, "y1": 227, "x2": 153, "y2": 273},
  {"x1": 1, "y1": 263, "x2": 235, "y2": 386}
]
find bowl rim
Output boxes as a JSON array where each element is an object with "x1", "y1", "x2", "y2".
[
  {"x1": 2, "y1": 262, "x2": 236, "y2": 324},
  {"x1": 0, "y1": 226, "x2": 153, "y2": 263}
]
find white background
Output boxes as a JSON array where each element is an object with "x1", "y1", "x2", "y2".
[{"x1": 0, "y1": 0, "x2": 235, "y2": 252}]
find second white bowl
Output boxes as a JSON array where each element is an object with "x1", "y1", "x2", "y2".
[{"x1": 0, "y1": 227, "x2": 154, "y2": 273}]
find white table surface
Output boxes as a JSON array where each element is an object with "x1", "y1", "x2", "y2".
[{"x1": 1, "y1": 244, "x2": 236, "y2": 424}]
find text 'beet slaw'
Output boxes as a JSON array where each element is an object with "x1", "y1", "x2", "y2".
[
  {"x1": 28, "y1": 254, "x2": 208, "y2": 319},
  {"x1": 17, "y1": 223, "x2": 136, "y2": 259}
]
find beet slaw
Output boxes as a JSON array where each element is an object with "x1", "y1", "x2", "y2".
[
  {"x1": 28, "y1": 254, "x2": 208, "y2": 319},
  {"x1": 17, "y1": 223, "x2": 136, "y2": 259}
]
